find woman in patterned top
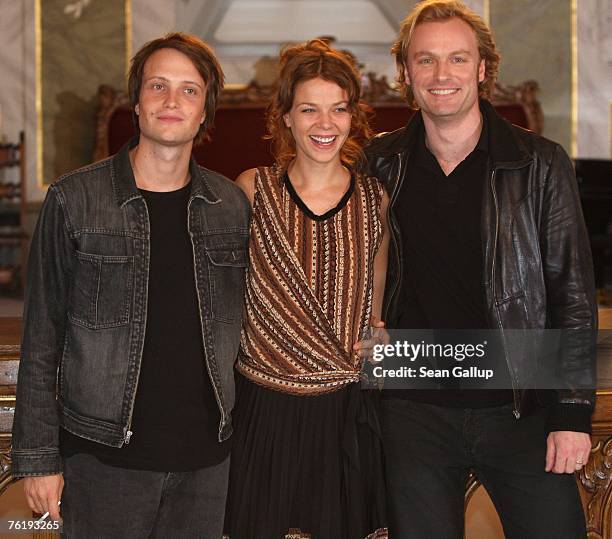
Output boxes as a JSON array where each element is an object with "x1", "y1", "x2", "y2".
[{"x1": 224, "y1": 39, "x2": 390, "y2": 539}]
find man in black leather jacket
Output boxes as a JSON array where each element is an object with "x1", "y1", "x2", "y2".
[{"x1": 366, "y1": 1, "x2": 597, "y2": 537}]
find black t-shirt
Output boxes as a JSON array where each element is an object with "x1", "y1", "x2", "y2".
[
  {"x1": 391, "y1": 113, "x2": 513, "y2": 407},
  {"x1": 61, "y1": 182, "x2": 230, "y2": 470}
]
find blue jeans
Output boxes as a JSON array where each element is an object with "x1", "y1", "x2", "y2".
[
  {"x1": 381, "y1": 399, "x2": 586, "y2": 539},
  {"x1": 61, "y1": 453, "x2": 230, "y2": 538}
]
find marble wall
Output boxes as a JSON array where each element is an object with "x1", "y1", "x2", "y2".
[
  {"x1": 0, "y1": 0, "x2": 126, "y2": 202},
  {"x1": 492, "y1": 0, "x2": 572, "y2": 152},
  {"x1": 0, "y1": 2, "x2": 26, "y2": 145},
  {"x1": 0, "y1": 1, "x2": 27, "y2": 189},
  {"x1": 0, "y1": 0, "x2": 609, "y2": 203},
  {"x1": 131, "y1": 0, "x2": 176, "y2": 56},
  {"x1": 577, "y1": 0, "x2": 612, "y2": 158},
  {"x1": 41, "y1": 0, "x2": 126, "y2": 183}
]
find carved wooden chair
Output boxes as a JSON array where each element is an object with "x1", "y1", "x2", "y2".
[
  {"x1": 0, "y1": 319, "x2": 58, "y2": 538},
  {"x1": 0, "y1": 334, "x2": 19, "y2": 496}
]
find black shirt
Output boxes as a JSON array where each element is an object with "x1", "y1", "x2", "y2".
[
  {"x1": 393, "y1": 111, "x2": 513, "y2": 407},
  {"x1": 61, "y1": 182, "x2": 230, "y2": 470}
]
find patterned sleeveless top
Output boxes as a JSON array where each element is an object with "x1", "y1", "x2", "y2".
[{"x1": 237, "y1": 166, "x2": 384, "y2": 395}]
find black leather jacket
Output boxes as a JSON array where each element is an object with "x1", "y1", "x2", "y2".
[{"x1": 366, "y1": 100, "x2": 597, "y2": 425}]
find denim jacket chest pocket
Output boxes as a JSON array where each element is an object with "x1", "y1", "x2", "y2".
[
  {"x1": 205, "y1": 247, "x2": 248, "y2": 323},
  {"x1": 69, "y1": 250, "x2": 134, "y2": 329}
]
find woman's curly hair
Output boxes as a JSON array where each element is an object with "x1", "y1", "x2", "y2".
[{"x1": 266, "y1": 39, "x2": 372, "y2": 175}]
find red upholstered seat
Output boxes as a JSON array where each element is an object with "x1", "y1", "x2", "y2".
[
  {"x1": 107, "y1": 105, "x2": 274, "y2": 180},
  {"x1": 103, "y1": 99, "x2": 532, "y2": 180}
]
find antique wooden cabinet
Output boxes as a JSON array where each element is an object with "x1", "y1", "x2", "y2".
[{"x1": 0, "y1": 134, "x2": 27, "y2": 292}]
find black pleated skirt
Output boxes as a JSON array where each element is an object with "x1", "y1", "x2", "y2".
[{"x1": 224, "y1": 373, "x2": 387, "y2": 539}]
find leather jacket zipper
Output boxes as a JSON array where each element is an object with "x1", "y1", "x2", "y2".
[
  {"x1": 384, "y1": 153, "x2": 404, "y2": 322},
  {"x1": 490, "y1": 167, "x2": 521, "y2": 419},
  {"x1": 386, "y1": 152, "x2": 522, "y2": 419}
]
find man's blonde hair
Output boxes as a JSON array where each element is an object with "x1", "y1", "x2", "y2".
[{"x1": 392, "y1": 0, "x2": 500, "y2": 108}]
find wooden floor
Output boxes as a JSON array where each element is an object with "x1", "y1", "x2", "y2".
[{"x1": 0, "y1": 297, "x2": 23, "y2": 317}]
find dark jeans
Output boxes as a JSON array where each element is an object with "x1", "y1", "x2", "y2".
[
  {"x1": 381, "y1": 399, "x2": 586, "y2": 539},
  {"x1": 61, "y1": 453, "x2": 230, "y2": 538}
]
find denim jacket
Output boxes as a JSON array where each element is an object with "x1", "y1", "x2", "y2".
[{"x1": 12, "y1": 141, "x2": 250, "y2": 476}]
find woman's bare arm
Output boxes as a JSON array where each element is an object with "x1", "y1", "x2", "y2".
[
  {"x1": 372, "y1": 190, "x2": 390, "y2": 322},
  {"x1": 235, "y1": 168, "x2": 257, "y2": 206}
]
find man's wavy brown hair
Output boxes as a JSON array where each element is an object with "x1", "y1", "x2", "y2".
[
  {"x1": 267, "y1": 39, "x2": 371, "y2": 174},
  {"x1": 128, "y1": 32, "x2": 224, "y2": 144},
  {"x1": 392, "y1": 0, "x2": 500, "y2": 109}
]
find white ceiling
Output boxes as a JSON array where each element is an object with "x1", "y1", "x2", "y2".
[{"x1": 214, "y1": 0, "x2": 396, "y2": 44}]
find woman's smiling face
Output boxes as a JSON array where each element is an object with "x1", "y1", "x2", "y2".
[{"x1": 283, "y1": 77, "x2": 351, "y2": 167}]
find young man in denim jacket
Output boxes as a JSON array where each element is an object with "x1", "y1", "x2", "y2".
[{"x1": 12, "y1": 33, "x2": 250, "y2": 538}]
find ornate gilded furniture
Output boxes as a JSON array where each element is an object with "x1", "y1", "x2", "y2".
[
  {"x1": 92, "y1": 79, "x2": 543, "y2": 180},
  {"x1": 0, "y1": 317, "x2": 19, "y2": 495},
  {"x1": 579, "y1": 309, "x2": 612, "y2": 538}
]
